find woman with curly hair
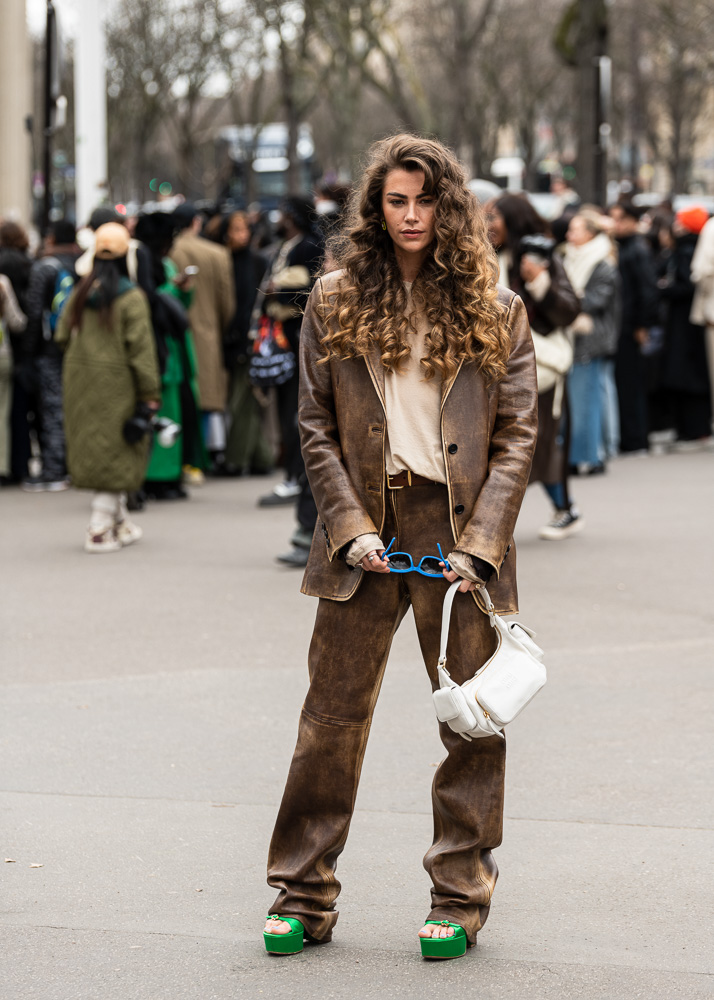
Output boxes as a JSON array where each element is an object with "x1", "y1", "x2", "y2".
[{"x1": 263, "y1": 134, "x2": 538, "y2": 959}]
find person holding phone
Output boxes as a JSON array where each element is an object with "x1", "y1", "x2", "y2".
[
  {"x1": 262, "y1": 135, "x2": 538, "y2": 959},
  {"x1": 485, "y1": 194, "x2": 582, "y2": 540}
]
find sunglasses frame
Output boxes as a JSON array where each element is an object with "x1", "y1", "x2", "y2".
[{"x1": 380, "y1": 538, "x2": 450, "y2": 577}]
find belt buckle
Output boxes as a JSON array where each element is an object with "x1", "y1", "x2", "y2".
[{"x1": 387, "y1": 470, "x2": 411, "y2": 490}]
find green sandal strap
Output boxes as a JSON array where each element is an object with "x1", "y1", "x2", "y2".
[{"x1": 265, "y1": 915, "x2": 303, "y2": 934}]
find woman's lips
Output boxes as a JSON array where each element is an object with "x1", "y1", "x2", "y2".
[{"x1": 401, "y1": 230, "x2": 424, "y2": 237}]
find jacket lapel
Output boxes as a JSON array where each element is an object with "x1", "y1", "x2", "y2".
[
  {"x1": 363, "y1": 349, "x2": 386, "y2": 413},
  {"x1": 440, "y1": 359, "x2": 464, "y2": 412}
]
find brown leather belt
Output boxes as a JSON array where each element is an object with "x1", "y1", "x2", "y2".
[{"x1": 386, "y1": 470, "x2": 440, "y2": 489}]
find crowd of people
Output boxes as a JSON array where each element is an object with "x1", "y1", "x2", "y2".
[{"x1": 1, "y1": 171, "x2": 712, "y2": 554}]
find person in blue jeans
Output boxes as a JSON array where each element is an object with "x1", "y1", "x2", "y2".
[{"x1": 562, "y1": 211, "x2": 620, "y2": 474}]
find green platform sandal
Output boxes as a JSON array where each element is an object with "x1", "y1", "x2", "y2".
[
  {"x1": 264, "y1": 915, "x2": 305, "y2": 955},
  {"x1": 419, "y1": 920, "x2": 468, "y2": 960}
]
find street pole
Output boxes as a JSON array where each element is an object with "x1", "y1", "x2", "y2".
[
  {"x1": 74, "y1": 0, "x2": 108, "y2": 227},
  {"x1": 576, "y1": 0, "x2": 609, "y2": 205},
  {"x1": 0, "y1": 0, "x2": 31, "y2": 226}
]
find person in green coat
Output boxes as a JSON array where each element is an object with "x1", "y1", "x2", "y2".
[
  {"x1": 55, "y1": 223, "x2": 161, "y2": 553},
  {"x1": 134, "y1": 211, "x2": 206, "y2": 498}
]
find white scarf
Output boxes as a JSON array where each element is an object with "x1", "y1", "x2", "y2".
[{"x1": 562, "y1": 232, "x2": 614, "y2": 296}]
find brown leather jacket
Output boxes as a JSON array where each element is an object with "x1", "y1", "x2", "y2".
[{"x1": 299, "y1": 271, "x2": 538, "y2": 613}]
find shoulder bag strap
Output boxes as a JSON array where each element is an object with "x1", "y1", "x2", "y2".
[{"x1": 439, "y1": 583, "x2": 497, "y2": 668}]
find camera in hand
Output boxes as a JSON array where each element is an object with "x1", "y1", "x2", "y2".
[
  {"x1": 518, "y1": 234, "x2": 556, "y2": 263},
  {"x1": 123, "y1": 403, "x2": 181, "y2": 448},
  {"x1": 123, "y1": 402, "x2": 154, "y2": 444}
]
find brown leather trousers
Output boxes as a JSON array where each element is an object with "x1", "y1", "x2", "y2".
[{"x1": 267, "y1": 484, "x2": 505, "y2": 946}]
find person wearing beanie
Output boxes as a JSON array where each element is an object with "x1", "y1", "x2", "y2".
[
  {"x1": 658, "y1": 207, "x2": 713, "y2": 445},
  {"x1": 675, "y1": 206, "x2": 709, "y2": 238},
  {"x1": 55, "y1": 223, "x2": 161, "y2": 552}
]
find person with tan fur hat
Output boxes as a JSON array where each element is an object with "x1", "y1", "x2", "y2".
[{"x1": 55, "y1": 223, "x2": 161, "y2": 552}]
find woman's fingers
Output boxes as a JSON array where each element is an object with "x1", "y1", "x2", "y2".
[{"x1": 361, "y1": 549, "x2": 390, "y2": 573}]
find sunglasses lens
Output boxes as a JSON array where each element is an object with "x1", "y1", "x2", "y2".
[
  {"x1": 388, "y1": 554, "x2": 411, "y2": 570},
  {"x1": 420, "y1": 557, "x2": 442, "y2": 575}
]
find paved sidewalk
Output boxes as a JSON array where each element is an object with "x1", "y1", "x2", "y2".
[{"x1": 1, "y1": 450, "x2": 713, "y2": 999}]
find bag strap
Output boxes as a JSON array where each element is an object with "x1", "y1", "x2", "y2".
[{"x1": 439, "y1": 582, "x2": 496, "y2": 667}]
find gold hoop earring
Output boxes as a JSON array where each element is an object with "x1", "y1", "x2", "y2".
[{"x1": 381, "y1": 219, "x2": 387, "y2": 231}]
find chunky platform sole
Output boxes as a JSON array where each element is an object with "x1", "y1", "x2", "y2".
[
  {"x1": 263, "y1": 916, "x2": 306, "y2": 955},
  {"x1": 419, "y1": 921, "x2": 468, "y2": 960}
]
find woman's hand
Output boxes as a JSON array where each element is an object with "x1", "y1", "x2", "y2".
[
  {"x1": 360, "y1": 549, "x2": 390, "y2": 574},
  {"x1": 520, "y1": 255, "x2": 548, "y2": 284},
  {"x1": 441, "y1": 565, "x2": 479, "y2": 593}
]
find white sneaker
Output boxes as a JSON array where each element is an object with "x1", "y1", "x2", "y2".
[
  {"x1": 538, "y1": 507, "x2": 585, "y2": 541},
  {"x1": 116, "y1": 519, "x2": 143, "y2": 546},
  {"x1": 85, "y1": 526, "x2": 122, "y2": 553},
  {"x1": 272, "y1": 480, "x2": 301, "y2": 499}
]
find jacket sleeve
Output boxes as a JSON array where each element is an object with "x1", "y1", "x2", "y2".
[
  {"x1": 454, "y1": 295, "x2": 538, "y2": 577},
  {"x1": 538, "y1": 255, "x2": 581, "y2": 330},
  {"x1": 581, "y1": 261, "x2": 618, "y2": 316},
  {"x1": 298, "y1": 279, "x2": 379, "y2": 560},
  {"x1": 661, "y1": 243, "x2": 696, "y2": 302},
  {"x1": 0, "y1": 275, "x2": 27, "y2": 332},
  {"x1": 635, "y1": 242, "x2": 660, "y2": 326},
  {"x1": 217, "y1": 248, "x2": 235, "y2": 335},
  {"x1": 122, "y1": 290, "x2": 161, "y2": 402},
  {"x1": 691, "y1": 219, "x2": 714, "y2": 283},
  {"x1": 24, "y1": 259, "x2": 54, "y2": 356}
]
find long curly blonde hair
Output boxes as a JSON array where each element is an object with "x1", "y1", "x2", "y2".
[{"x1": 319, "y1": 134, "x2": 511, "y2": 385}]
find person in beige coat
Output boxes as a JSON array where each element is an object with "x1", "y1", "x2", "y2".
[{"x1": 170, "y1": 205, "x2": 235, "y2": 462}]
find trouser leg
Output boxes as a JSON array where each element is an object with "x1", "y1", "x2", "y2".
[
  {"x1": 36, "y1": 355, "x2": 66, "y2": 478},
  {"x1": 600, "y1": 358, "x2": 620, "y2": 459},
  {"x1": 267, "y1": 570, "x2": 408, "y2": 940},
  {"x1": 89, "y1": 491, "x2": 121, "y2": 530},
  {"x1": 568, "y1": 360, "x2": 602, "y2": 467},
  {"x1": 396, "y1": 485, "x2": 504, "y2": 946},
  {"x1": 275, "y1": 373, "x2": 303, "y2": 482},
  {"x1": 0, "y1": 356, "x2": 12, "y2": 477},
  {"x1": 616, "y1": 333, "x2": 648, "y2": 452}
]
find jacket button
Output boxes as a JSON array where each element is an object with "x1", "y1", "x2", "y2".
[
  {"x1": 448, "y1": 443, "x2": 458, "y2": 454},
  {"x1": 455, "y1": 504, "x2": 465, "y2": 515}
]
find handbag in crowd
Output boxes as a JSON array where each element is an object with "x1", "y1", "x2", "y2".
[
  {"x1": 432, "y1": 582, "x2": 546, "y2": 740},
  {"x1": 530, "y1": 327, "x2": 573, "y2": 395},
  {"x1": 248, "y1": 316, "x2": 296, "y2": 388}
]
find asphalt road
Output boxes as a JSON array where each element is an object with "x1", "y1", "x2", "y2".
[{"x1": 2, "y1": 449, "x2": 713, "y2": 1000}]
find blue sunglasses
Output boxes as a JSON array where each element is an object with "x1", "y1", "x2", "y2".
[{"x1": 380, "y1": 537, "x2": 450, "y2": 577}]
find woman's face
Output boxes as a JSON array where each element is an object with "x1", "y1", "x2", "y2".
[
  {"x1": 566, "y1": 216, "x2": 592, "y2": 247},
  {"x1": 485, "y1": 203, "x2": 506, "y2": 249},
  {"x1": 227, "y1": 215, "x2": 251, "y2": 250},
  {"x1": 381, "y1": 169, "x2": 436, "y2": 260}
]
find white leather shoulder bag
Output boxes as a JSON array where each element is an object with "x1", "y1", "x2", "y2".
[{"x1": 432, "y1": 582, "x2": 546, "y2": 740}]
